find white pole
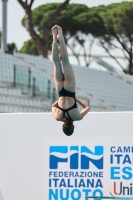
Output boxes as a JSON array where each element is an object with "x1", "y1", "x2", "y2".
[{"x1": 1, "y1": 0, "x2": 8, "y2": 51}]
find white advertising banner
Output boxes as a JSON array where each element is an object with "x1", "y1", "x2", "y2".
[
  {"x1": 46, "y1": 137, "x2": 133, "y2": 200},
  {"x1": 0, "y1": 112, "x2": 133, "y2": 200}
]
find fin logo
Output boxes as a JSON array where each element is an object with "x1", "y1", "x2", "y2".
[{"x1": 49, "y1": 146, "x2": 104, "y2": 169}]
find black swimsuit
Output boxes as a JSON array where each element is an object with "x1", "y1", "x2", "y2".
[{"x1": 56, "y1": 87, "x2": 77, "y2": 121}]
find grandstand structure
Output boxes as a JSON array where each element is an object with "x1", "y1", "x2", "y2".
[{"x1": 0, "y1": 50, "x2": 133, "y2": 113}]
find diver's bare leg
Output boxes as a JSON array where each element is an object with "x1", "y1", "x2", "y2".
[
  {"x1": 57, "y1": 26, "x2": 75, "y2": 92},
  {"x1": 51, "y1": 26, "x2": 64, "y2": 91}
]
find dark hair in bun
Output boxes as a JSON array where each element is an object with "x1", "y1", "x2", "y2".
[{"x1": 62, "y1": 117, "x2": 74, "y2": 136}]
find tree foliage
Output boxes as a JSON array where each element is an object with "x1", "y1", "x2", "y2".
[
  {"x1": 20, "y1": 3, "x2": 101, "y2": 65},
  {"x1": 31, "y1": 3, "x2": 88, "y2": 34},
  {"x1": 20, "y1": 39, "x2": 37, "y2": 54},
  {"x1": 17, "y1": 0, "x2": 70, "y2": 57},
  {"x1": 21, "y1": 3, "x2": 89, "y2": 40},
  {"x1": 7, "y1": 43, "x2": 18, "y2": 52},
  {"x1": 20, "y1": 1, "x2": 133, "y2": 74},
  {"x1": 97, "y1": 2, "x2": 133, "y2": 74}
]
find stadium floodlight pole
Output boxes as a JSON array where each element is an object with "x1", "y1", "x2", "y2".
[{"x1": 1, "y1": 0, "x2": 8, "y2": 52}]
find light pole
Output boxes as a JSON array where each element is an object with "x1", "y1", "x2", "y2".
[{"x1": 1, "y1": 0, "x2": 8, "y2": 52}]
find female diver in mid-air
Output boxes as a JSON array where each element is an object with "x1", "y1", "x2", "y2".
[{"x1": 51, "y1": 25, "x2": 90, "y2": 136}]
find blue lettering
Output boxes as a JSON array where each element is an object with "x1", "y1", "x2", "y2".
[
  {"x1": 78, "y1": 179, "x2": 85, "y2": 187},
  {"x1": 70, "y1": 146, "x2": 79, "y2": 169},
  {"x1": 99, "y1": 172, "x2": 103, "y2": 177},
  {"x1": 115, "y1": 155, "x2": 122, "y2": 164},
  {"x1": 123, "y1": 155, "x2": 131, "y2": 164},
  {"x1": 96, "y1": 179, "x2": 103, "y2": 188},
  {"x1": 123, "y1": 147, "x2": 130, "y2": 153},
  {"x1": 68, "y1": 179, "x2": 73, "y2": 187},
  {"x1": 93, "y1": 189, "x2": 103, "y2": 200},
  {"x1": 83, "y1": 189, "x2": 92, "y2": 200},
  {"x1": 117, "y1": 147, "x2": 122, "y2": 153},
  {"x1": 59, "y1": 179, "x2": 66, "y2": 187},
  {"x1": 87, "y1": 179, "x2": 94, "y2": 187},
  {"x1": 71, "y1": 189, "x2": 81, "y2": 200},
  {"x1": 54, "y1": 172, "x2": 58, "y2": 177},
  {"x1": 110, "y1": 155, "x2": 113, "y2": 164},
  {"x1": 75, "y1": 172, "x2": 79, "y2": 177},
  {"x1": 50, "y1": 146, "x2": 68, "y2": 169},
  {"x1": 49, "y1": 179, "x2": 51, "y2": 187},
  {"x1": 64, "y1": 172, "x2": 68, "y2": 177},
  {"x1": 110, "y1": 147, "x2": 115, "y2": 153},
  {"x1": 111, "y1": 167, "x2": 120, "y2": 179},
  {"x1": 49, "y1": 171, "x2": 53, "y2": 177},
  {"x1": 49, "y1": 189, "x2": 58, "y2": 200},
  {"x1": 81, "y1": 146, "x2": 103, "y2": 169},
  {"x1": 60, "y1": 189, "x2": 69, "y2": 200},
  {"x1": 122, "y1": 167, "x2": 132, "y2": 180},
  {"x1": 53, "y1": 179, "x2": 59, "y2": 187},
  {"x1": 59, "y1": 172, "x2": 63, "y2": 177}
]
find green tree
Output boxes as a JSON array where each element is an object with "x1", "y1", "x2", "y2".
[
  {"x1": 7, "y1": 43, "x2": 18, "y2": 52},
  {"x1": 20, "y1": 3, "x2": 100, "y2": 66},
  {"x1": 17, "y1": 0, "x2": 70, "y2": 57},
  {"x1": 97, "y1": 2, "x2": 133, "y2": 75},
  {"x1": 20, "y1": 39, "x2": 37, "y2": 55},
  {"x1": 69, "y1": 6, "x2": 106, "y2": 66},
  {"x1": 19, "y1": 1, "x2": 133, "y2": 73}
]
